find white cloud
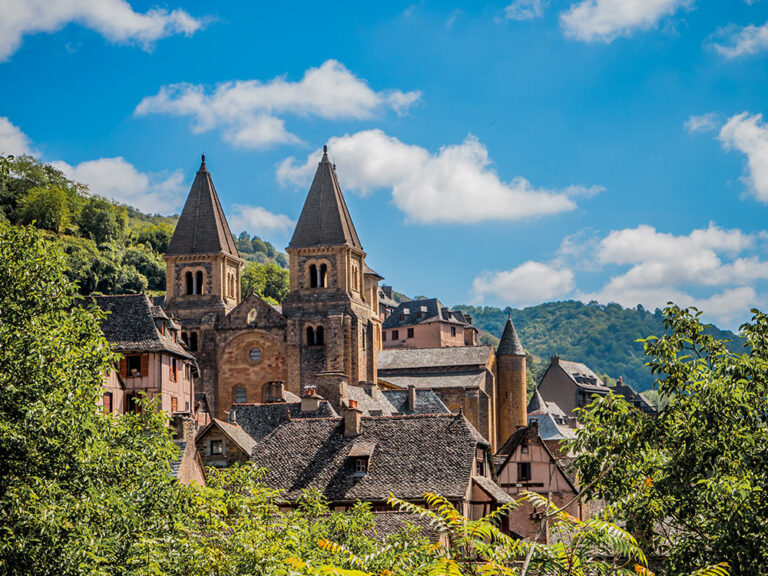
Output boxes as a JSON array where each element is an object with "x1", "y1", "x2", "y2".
[
  {"x1": 472, "y1": 261, "x2": 575, "y2": 306},
  {"x1": 718, "y1": 112, "x2": 768, "y2": 203},
  {"x1": 52, "y1": 157, "x2": 186, "y2": 214},
  {"x1": 135, "y1": 60, "x2": 421, "y2": 149},
  {"x1": 505, "y1": 0, "x2": 545, "y2": 21},
  {"x1": 685, "y1": 112, "x2": 720, "y2": 134},
  {"x1": 228, "y1": 205, "x2": 294, "y2": 236},
  {"x1": 711, "y1": 21, "x2": 768, "y2": 58},
  {"x1": 446, "y1": 9, "x2": 462, "y2": 28},
  {"x1": 0, "y1": 117, "x2": 35, "y2": 156},
  {"x1": 560, "y1": 0, "x2": 691, "y2": 43},
  {"x1": 277, "y1": 130, "x2": 596, "y2": 224},
  {"x1": 0, "y1": 0, "x2": 204, "y2": 62}
]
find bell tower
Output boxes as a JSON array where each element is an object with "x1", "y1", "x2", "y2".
[
  {"x1": 496, "y1": 317, "x2": 528, "y2": 445},
  {"x1": 163, "y1": 155, "x2": 243, "y2": 416},
  {"x1": 282, "y1": 146, "x2": 381, "y2": 402}
]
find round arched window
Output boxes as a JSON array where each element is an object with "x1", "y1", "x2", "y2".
[{"x1": 248, "y1": 348, "x2": 263, "y2": 363}]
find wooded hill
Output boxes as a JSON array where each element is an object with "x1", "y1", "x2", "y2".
[{"x1": 455, "y1": 300, "x2": 742, "y2": 391}]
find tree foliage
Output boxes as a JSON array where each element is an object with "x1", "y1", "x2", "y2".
[
  {"x1": 242, "y1": 261, "x2": 290, "y2": 304},
  {"x1": 569, "y1": 305, "x2": 768, "y2": 575}
]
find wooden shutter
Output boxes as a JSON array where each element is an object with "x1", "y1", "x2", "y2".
[
  {"x1": 119, "y1": 357, "x2": 127, "y2": 379},
  {"x1": 140, "y1": 354, "x2": 149, "y2": 377}
]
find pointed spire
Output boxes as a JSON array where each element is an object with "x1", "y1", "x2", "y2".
[
  {"x1": 497, "y1": 317, "x2": 525, "y2": 356},
  {"x1": 289, "y1": 146, "x2": 363, "y2": 250},
  {"x1": 166, "y1": 156, "x2": 240, "y2": 258}
]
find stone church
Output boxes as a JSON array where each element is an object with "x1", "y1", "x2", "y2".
[{"x1": 160, "y1": 148, "x2": 527, "y2": 449}]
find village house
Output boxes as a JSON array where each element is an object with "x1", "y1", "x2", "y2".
[{"x1": 381, "y1": 298, "x2": 477, "y2": 349}]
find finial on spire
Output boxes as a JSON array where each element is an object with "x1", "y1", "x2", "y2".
[
  {"x1": 322, "y1": 144, "x2": 329, "y2": 162},
  {"x1": 200, "y1": 154, "x2": 207, "y2": 171}
]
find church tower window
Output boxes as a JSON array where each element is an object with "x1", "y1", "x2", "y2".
[
  {"x1": 309, "y1": 264, "x2": 318, "y2": 288},
  {"x1": 195, "y1": 271, "x2": 204, "y2": 295},
  {"x1": 190, "y1": 332, "x2": 198, "y2": 352},
  {"x1": 306, "y1": 326, "x2": 325, "y2": 346},
  {"x1": 235, "y1": 386, "x2": 247, "y2": 404},
  {"x1": 319, "y1": 263, "x2": 328, "y2": 287},
  {"x1": 185, "y1": 272, "x2": 193, "y2": 295}
]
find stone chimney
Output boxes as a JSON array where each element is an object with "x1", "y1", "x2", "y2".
[
  {"x1": 551, "y1": 355, "x2": 560, "y2": 366},
  {"x1": 360, "y1": 381, "x2": 379, "y2": 400},
  {"x1": 171, "y1": 413, "x2": 195, "y2": 443},
  {"x1": 343, "y1": 399, "x2": 362, "y2": 437},
  {"x1": 301, "y1": 385, "x2": 322, "y2": 413},
  {"x1": 266, "y1": 380, "x2": 286, "y2": 403},
  {"x1": 407, "y1": 385, "x2": 417, "y2": 412}
]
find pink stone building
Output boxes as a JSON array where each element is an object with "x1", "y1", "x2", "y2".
[{"x1": 381, "y1": 298, "x2": 477, "y2": 349}]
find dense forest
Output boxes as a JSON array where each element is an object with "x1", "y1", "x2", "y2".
[
  {"x1": 0, "y1": 155, "x2": 287, "y2": 299},
  {"x1": 455, "y1": 300, "x2": 742, "y2": 391}
]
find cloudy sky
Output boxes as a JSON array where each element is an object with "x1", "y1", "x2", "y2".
[{"x1": 1, "y1": 0, "x2": 768, "y2": 328}]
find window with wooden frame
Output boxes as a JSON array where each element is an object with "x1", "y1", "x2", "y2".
[
  {"x1": 407, "y1": 327, "x2": 415, "y2": 338},
  {"x1": 451, "y1": 326, "x2": 457, "y2": 337},
  {"x1": 210, "y1": 440, "x2": 224, "y2": 455},
  {"x1": 518, "y1": 462, "x2": 532, "y2": 482},
  {"x1": 103, "y1": 392, "x2": 113, "y2": 414},
  {"x1": 170, "y1": 357, "x2": 178, "y2": 382},
  {"x1": 354, "y1": 457, "x2": 369, "y2": 475},
  {"x1": 126, "y1": 355, "x2": 142, "y2": 377},
  {"x1": 392, "y1": 329, "x2": 399, "y2": 340},
  {"x1": 171, "y1": 396, "x2": 178, "y2": 413}
]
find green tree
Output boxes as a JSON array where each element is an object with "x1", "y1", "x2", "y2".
[
  {"x1": 17, "y1": 185, "x2": 72, "y2": 232},
  {"x1": 78, "y1": 197, "x2": 127, "y2": 244},
  {"x1": 123, "y1": 244, "x2": 165, "y2": 291},
  {"x1": 242, "y1": 261, "x2": 289, "y2": 304},
  {"x1": 0, "y1": 221, "x2": 183, "y2": 575},
  {"x1": 570, "y1": 305, "x2": 768, "y2": 575},
  {"x1": 135, "y1": 222, "x2": 175, "y2": 253}
]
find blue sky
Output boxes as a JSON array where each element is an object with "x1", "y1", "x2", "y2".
[{"x1": 2, "y1": 0, "x2": 768, "y2": 328}]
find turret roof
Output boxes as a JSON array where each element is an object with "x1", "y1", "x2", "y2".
[
  {"x1": 166, "y1": 155, "x2": 240, "y2": 257},
  {"x1": 497, "y1": 317, "x2": 525, "y2": 356},
  {"x1": 289, "y1": 146, "x2": 363, "y2": 250}
]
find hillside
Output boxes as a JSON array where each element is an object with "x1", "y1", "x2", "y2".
[{"x1": 455, "y1": 300, "x2": 743, "y2": 391}]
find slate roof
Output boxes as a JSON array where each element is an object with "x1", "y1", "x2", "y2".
[
  {"x1": 378, "y1": 287, "x2": 398, "y2": 310},
  {"x1": 232, "y1": 401, "x2": 338, "y2": 443},
  {"x1": 473, "y1": 476, "x2": 514, "y2": 504},
  {"x1": 528, "y1": 412, "x2": 576, "y2": 442},
  {"x1": 166, "y1": 155, "x2": 240, "y2": 257},
  {"x1": 289, "y1": 147, "x2": 363, "y2": 250},
  {"x1": 527, "y1": 389, "x2": 567, "y2": 420},
  {"x1": 382, "y1": 298, "x2": 471, "y2": 329},
  {"x1": 379, "y1": 372, "x2": 487, "y2": 390},
  {"x1": 377, "y1": 346, "x2": 494, "y2": 371},
  {"x1": 614, "y1": 383, "x2": 657, "y2": 414},
  {"x1": 251, "y1": 413, "x2": 488, "y2": 502},
  {"x1": 381, "y1": 389, "x2": 449, "y2": 414},
  {"x1": 197, "y1": 418, "x2": 256, "y2": 456},
  {"x1": 497, "y1": 318, "x2": 525, "y2": 356},
  {"x1": 369, "y1": 512, "x2": 443, "y2": 541},
  {"x1": 556, "y1": 359, "x2": 608, "y2": 391},
  {"x1": 170, "y1": 441, "x2": 186, "y2": 478},
  {"x1": 91, "y1": 294, "x2": 193, "y2": 359}
]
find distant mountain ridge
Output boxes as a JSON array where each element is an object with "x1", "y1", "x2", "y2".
[{"x1": 454, "y1": 300, "x2": 743, "y2": 392}]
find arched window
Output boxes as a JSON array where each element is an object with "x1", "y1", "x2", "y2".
[
  {"x1": 190, "y1": 332, "x2": 198, "y2": 352},
  {"x1": 309, "y1": 264, "x2": 318, "y2": 288},
  {"x1": 319, "y1": 263, "x2": 328, "y2": 287},
  {"x1": 185, "y1": 272, "x2": 193, "y2": 295},
  {"x1": 195, "y1": 271, "x2": 204, "y2": 295},
  {"x1": 235, "y1": 386, "x2": 247, "y2": 404},
  {"x1": 181, "y1": 331, "x2": 188, "y2": 346},
  {"x1": 315, "y1": 326, "x2": 324, "y2": 346},
  {"x1": 306, "y1": 326, "x2": 316, "y2": 346}
]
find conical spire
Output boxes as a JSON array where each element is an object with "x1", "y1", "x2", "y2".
[
  {"x1": 289, "y1": 146, "x2": 362, "y2": 250},
  {"x1": 497, "y1": 317, "x2": 525, "y2": 356},
  {"x1": 166, "y1": 155, "x2": 240, "y2": 257}
]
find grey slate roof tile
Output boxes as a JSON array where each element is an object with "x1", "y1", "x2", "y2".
[
  {"x1": 377, "y1": 346, "x2": 494, "y2": 371},
  {"x1": 382, "y1": 298, "x2": 469, "y2": 329},
  {"x1": 166, "y1": 156, "x2": 240, "y2": 257},
  {"x1": 497, "y1": 318, "x2": 525, "y2": 356},
  {"x1": 232, "y1": 401, "x2": 338, "y2": 443},
  {"x1": 91, "y1": 294, "x2": 193, "y2": 359},
  {"x1": 251, "y1": 413, "x2": 487, "y2": 502},
  {"x1": 289, "y1": 148, "x2": 362, "y2": 250},
  {"x1": 379, "y1": 372, "x2": 486, "y2": 390}
]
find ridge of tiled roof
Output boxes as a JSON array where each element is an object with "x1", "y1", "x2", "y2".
[
  {"x1": 91, "y1": 294, "x2": 193, "y2": 359},
  {"x1": 166, "y1": 155, "x2": 240, "y2": 257},
  {"x1": 377, "y1": 346, "x2": 494, "y2": 371},
  {"x1": 379, "y1": 371, "x2": 486, "y2": 391},
  {"x1": 251, "y1": 413, "x2": 485, "y2": 502},
  {"x1": 497, "y1": 318, "x2": 525, "y2": 356},
  {"x1": 289, "y1": 146, "x2": 362, "y2": 250}
]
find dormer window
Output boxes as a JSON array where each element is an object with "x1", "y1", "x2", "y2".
[{"x1": 354, "y1": 458, "x2": 368, "y2": 476}]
